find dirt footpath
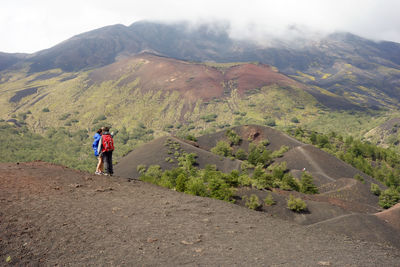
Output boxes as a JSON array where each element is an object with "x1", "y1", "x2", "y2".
[{"x1": 1, "y1": 162, "x2": 399, "y2": 266}]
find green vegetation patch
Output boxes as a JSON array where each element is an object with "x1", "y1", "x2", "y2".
[
  {"x1": 288, "y1": 126, "x2": 400, "y2": 208},
  {"x1": 287, "y1": 195, "x2": 307, "y2": 212},
  {"x1": 0, "y1": 122, "x2": 153, "y2": 172}
]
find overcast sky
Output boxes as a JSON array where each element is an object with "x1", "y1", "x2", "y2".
[{"x1": 1, "y1": 0, "x2": 400, "y2": 53}]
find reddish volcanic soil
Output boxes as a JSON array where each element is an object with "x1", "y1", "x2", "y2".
[
  {"x1": 376, "y1": 203, "x2": 400, "y2": 231},
  {"x1": 89, "y1": 53, "x2": 302, "y2": 102},
  {"x1": 1, "y1": 161, "x2": 400, "y2": 266}
]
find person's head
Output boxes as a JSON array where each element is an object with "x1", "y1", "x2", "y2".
[
  {"x1": 97, "y1": 128, "x2": 102, "y2": 134},
  {"x1": 102, "y1": 126, "x2": 110, "y2": 132}
]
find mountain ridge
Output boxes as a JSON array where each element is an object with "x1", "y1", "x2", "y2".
[{"x1": 1, "y1": 20, "x2": 400, "y2": 110}]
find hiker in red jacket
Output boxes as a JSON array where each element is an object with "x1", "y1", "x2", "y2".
[{"x1": 98, "y1": 126, "x2": 114, "y2": 176}]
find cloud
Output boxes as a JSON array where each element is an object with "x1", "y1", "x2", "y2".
[{"x1": 0, "y1": 0, "x2": 399, "y2": 53}]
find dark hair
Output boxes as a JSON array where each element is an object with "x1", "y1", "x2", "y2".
[
  {"x1": 97, "y1": 128, "x2": 102, "y2": 134},
  {"x1": 103, "y1": 126, "x2": 110, "y2": 131}
]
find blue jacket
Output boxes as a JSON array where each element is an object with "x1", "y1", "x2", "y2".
[{"x1": 92, "y1": 133, "x2": 102, "y2": 156}]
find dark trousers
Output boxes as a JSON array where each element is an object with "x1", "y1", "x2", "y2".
[{"x1": 102, "y1": 151, "x2": 113, "y2": 175}]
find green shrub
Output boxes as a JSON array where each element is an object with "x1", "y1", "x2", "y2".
[
  {"x1": 176, "y1": 173, "x2": 189, "y2": 192},
  {"x1": 185, "y1": 177, "x2": 207, "y2": 197},
  {"x1": 281, "y1": 173, "x2": 300, "y2": 191},
  {"x1": 252, "y1": 164, "x2": 273, "y2": 189},
  {"x1": 244, "y1": 194, "x2": 261, "y2": 210},
  {"x1": 159, "y1": 171, "x2": 176, "y2": 189},
  {"x1": 310, "y1": 132, "x2": 317, "y2": 144},
  {"x1": 264, "y1": 193, "x2": 276, "y2": 206},
  {"x1": 291, "y1": 117, "x2": 299, "y2": 123},
  {"x1": 178, "y1": 153, "x2": 197, "y2": 172},
  {"x1": 269, "y1": 162, "x2": 287, "y2": 180},
  {"x1": 58, "y1": 113, "x2": 71, "y2": 120},
  {"x1": 137, "y1": 164, "x2": 147, "y2": 174},
  {"x1": 146, "y1": 165, "x2": 162, "y2": 178},
  {"x1": 42, "y1": 107, "x2": 50, "y2": 112},
  {"x1": 354, "y1": 174, "x2": 365, "y2": 183},
  {"x1": 260, "y1": 139, "x2": 270, "y2": 146},
  {"x1": 240, "y1": 160, "x2": 254, "y2": 171},
  {"x1": 370, "y1": 183, "x2": 381, "y2": 196},
  {"x1": 226, "y1": 170, "x2": 240, "y2": 187},
  {"x1": 207, "y1": 176, "x2": 233, "y2": 201},
  {"x1": 300, "y1": 172, "x2": 319, "y2": 194},
  {"x1": 238, "y1": 173, "x2": 252, "y2": 186},
  {"x1": 211, "y1": 141, "x2": 233, "y2": 157},
  {"x1": 225, "y1": 129, "x2": 241, "y2": 145},
  {"x1": 165, "y1": 157, "x2": 174, "y2": 163},
  {"x1": 200, "y1": 114, "x2": 218, "y2": 122},
  {"x1": 316, "y1": 134, "x2": 330, "y2": 148},
  {"x1": 185, "y1": 134, "x2": 197, "y2": 142},
  {"x1": 140, "y1": 165, "x2": 162, "y2": 184},
  {"x1": 271, "y1": 145, "x2": 290, "y2": 158},
  {"x1": 287, "y1": 195, "x2": 307, "y2": 212},
  {"x1": 248, "y1": 143, "x2": 272, "y2": 167},
  {"x1": 265, "y1": 118, "x2": 276, "y2": 127},
  {"x1": 379, "y1": 188, "x2": 400, "y2": 209},
  {"x1": 235, "y1": 148, "x2": 247, "y2": 160}
]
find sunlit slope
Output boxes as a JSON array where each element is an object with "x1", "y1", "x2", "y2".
[{"x1": 0, "y1": 53, "x2": 337, "y2": 134}]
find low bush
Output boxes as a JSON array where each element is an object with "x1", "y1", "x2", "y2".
[
  {"x1": 379, "y1": 188, "x2": 400, "y2": 209},
  {"x1": 370, "y1": 183, "x2": 381, "y2": 196},
  {"x1": 252, "y1": 164, "x2": 273, "y2": 189},
  {"x1": 247, "y1": 143, "x2": 272, "y2": 167},
  {"x1": 299, "y1": 172, "x2": 319, "y2": 194},
  {"x1": 271, "y1": 145, "x2": 290, "y2": 158},
  {"x1": 244, "y1": 194, "x2": 261, "y2": 210},
  {"x1": 185, "y1": 177, "x2": 207, "y2": 197},
  {"x1": 225, "y1": 129, "x2": 241, "y2": 145},
  {"x1": 211, "y1": 141, "x2": 233, "y2": 157},
  {"x1": 354, "y1": 174, "x2": 365, "y2": 183},
  {"x1": 176, "y1": 173, "x2": 188, "y2": 192},
  {"x1": 235, "y1": 148, "x2": 247, "y2": 160},
  {"x1": 291, "y1": 117, "x2": 299, "y2": 123},
  {"x1": 287, "y1": 195, "x2": 307, "y2": 212},
  {"x1": 265, "y1": 118, "x2": 276, "y2": 127},
  {"x1": 185, "y1": 134, "x2": 197, "y2": 142},
  {"x1": 264, "y1": 193, "x2": 276, "y2": 206},
  {"x1": 281, "y1": 173, "x2": 300, "y2": 191}
]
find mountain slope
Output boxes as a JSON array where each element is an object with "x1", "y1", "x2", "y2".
[
  {"x1": 114, "y1": 125, "x2": 400, "y2": 248},
  {"x1": 2, "y1": 162, "x2": 399, "y2": 265},
  {"x1": 1, "y1": 53, "x2": 350, "y2": 134},
  {"x1": 2, "y1": 21, "x2": 400, "y2": 109}
]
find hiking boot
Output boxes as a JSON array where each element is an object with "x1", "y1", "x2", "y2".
[{"x1": 95, "y1": 171, "x2": 102, "y2": 175}]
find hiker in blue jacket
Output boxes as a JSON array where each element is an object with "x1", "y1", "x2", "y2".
[{"x1": 92, "y1": 128, "x2": 104, "y2": 175}]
